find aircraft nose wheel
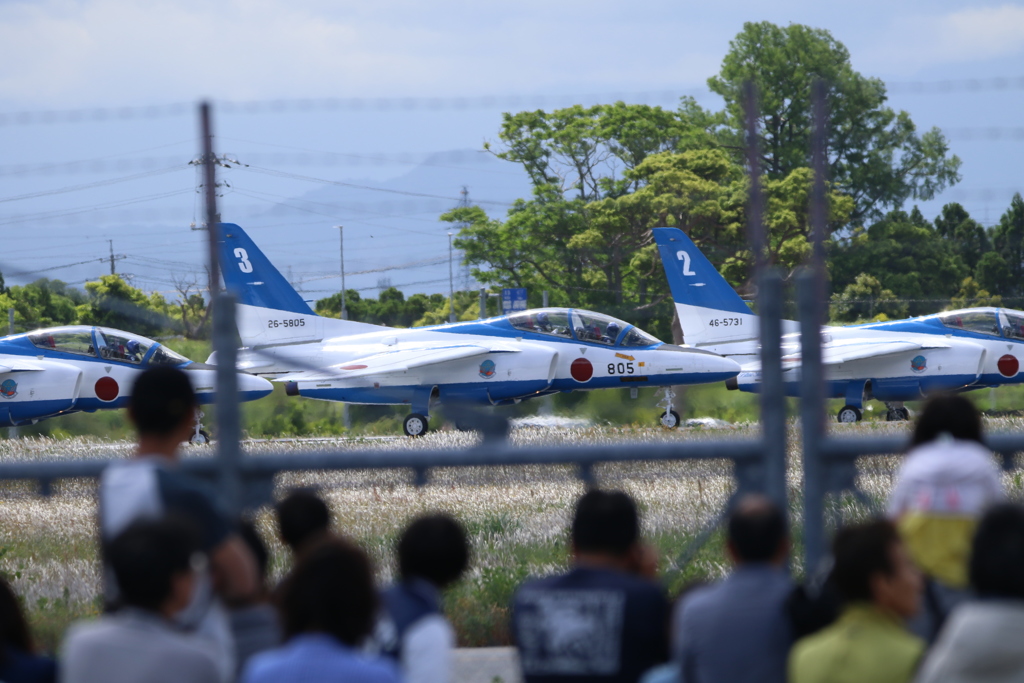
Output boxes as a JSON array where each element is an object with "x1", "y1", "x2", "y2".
[
  {"x1": 403, "y1": 413, "x2": 429, "y2": 437},
  {"x1": 189, "y1": 409, "x2": 210, "y2": 444},
  {"x1": 836, "y1": 405, "x2": 863, "y2": 423},
  {"x1": 660, "y1": 409, "x2": 681, "y2": 430}
]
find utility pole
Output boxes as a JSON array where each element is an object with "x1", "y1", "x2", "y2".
[
  {"x1": 448, "y1": 232, "x2": 456, "y2": 323},
  {"x1": 108, "y1": 240, "x2": 116, "y2": 275},
  {"x1": 6, "y1": 308, "x2": 15, "y2": 439},
  {"x1": 335, "y1": 225, "x2": 347, "y2": 320}
]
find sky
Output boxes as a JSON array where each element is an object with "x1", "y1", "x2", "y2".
[{"x1": 1, "y1": 0, "x2": 1023, "y2": 301}]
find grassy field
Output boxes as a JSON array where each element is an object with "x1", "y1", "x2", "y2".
[{"x1": 3, "y1": 420, "x2": 1024, "y2": 653}]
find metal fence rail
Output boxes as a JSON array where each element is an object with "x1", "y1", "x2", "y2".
[{"x1": 2, "y1": 90, "x2": 1023, "y2": 577}]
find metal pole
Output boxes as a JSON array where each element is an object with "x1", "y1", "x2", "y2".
[
  {"x1": 479, "y1": 288, "x2": 486, "y2": 319},
  {"x1": 802, "y1": 79, "x2": 830, "y2": 574},
  {"x1": 744, "y1": 81, "x2": 787, "y2": 512},
  {"x1": 6, "y1": 308, "x2": 16, "y2": 438},
  {"x1": 448, "y1": 232, "x2": 455, "y2": 323},
  {"x1": 108, "y1": 240, "x2": 115, "y2": 275},
  {"x1": 200, "y1": 102, "x2": 242, "y2": 516},
  {"x1": 336, "y1": 225, "x2": 347, "y2": 320},
  {"x1": 543, "y1": 290, "x2": 549, "y2": 308}
]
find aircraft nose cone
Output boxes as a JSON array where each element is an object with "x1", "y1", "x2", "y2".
[
  {"x1": 185, "y1": 367, "x2": 273, "y2": 403},
  {"x1": 237, "y1": 373, "x2": 274, "y2": 401},
  {"x1": 703, "y1": 353, "x2": 741, "y2": 379}
]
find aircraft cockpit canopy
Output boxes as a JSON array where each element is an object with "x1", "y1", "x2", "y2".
[
  {"x1": 938, "y1": 309, "x2": 1024, "y2": 340},
  {"x1": 27, "y1": 326, "x2": 190, "y2": 366},
  {"x1": 506, "y1": 308, "x2": 661, "y2": 347}
]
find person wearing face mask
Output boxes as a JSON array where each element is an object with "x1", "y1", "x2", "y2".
[
  {"x1": 60, "y1": 518, "x2": 221, "y2": 683},
  {"x1": 788, "y1": 520, "x2": 925, "y2": 683}
]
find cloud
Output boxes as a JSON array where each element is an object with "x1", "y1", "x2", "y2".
[
  {"x1": 939, "y1": 4, "x2": 1024, "y2": 59},
  {"x1": 0, "y1": 0, "x2": 721, "y2": 108},
  {"x1": 860, "y1": 3, "x2": 1024, "y2": 74}
]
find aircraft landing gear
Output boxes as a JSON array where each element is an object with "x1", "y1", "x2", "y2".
[
  {"x1": 403, "y1": 413, "x2": 429, "y2": 437},
  {"x1": 657, "y1": 387, "x2": 681, "y2": 429},
  {"x1": 885, "y1": 402, "x2": 910, "y2": 421},
  {"x1": 189, "y1": 409, "x2": 210, "y2": 444},
  {"x1": 836, "y1": 405, "x2": 862, "y2": 423}
]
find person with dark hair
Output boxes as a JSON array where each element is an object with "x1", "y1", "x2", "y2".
[
  {"x1": 916, "y1": 503, "x2": 1024, "y2": 683},
  {"x1": 229, "y1": 520, "x2": 282, "y2": 673},
  {"x1": 0, "y1": 577, "x2": 56, "y2": 683},
  {"x1": 374, "y1": 513, "x2": 469, "y2": 683},
  {"x1": 672, "y1": 494, "x2": 792, "y2": 683},
  {"x1": 241, "y1": 535, "x2": 400, "y2": 683},
  {"x1": 888, "y1": 393, "x2": 1002, "y2": 641},
  {"x1": 274, "y1": 488, "x2": 331, "y2": 554},
  {"x1": 98, "y1": 366, "x2": 258, "y2": 679},
  {"x1": 512, "y1": 489, "x2": 669, "y2": 683},
  {"x1": 61, "y1": 518, "x2": 220, "y2": 683},
  {"x1": 789, "y1": 520, "x2": 924, "y2": 683}
]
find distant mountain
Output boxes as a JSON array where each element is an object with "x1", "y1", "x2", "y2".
[{"x1": 240, "y1": 150, "x2": 532, "y2": 302}]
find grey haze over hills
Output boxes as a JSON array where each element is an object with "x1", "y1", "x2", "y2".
[{"x1": 235, "y1": 149, "x2": 533, "y2": 304}]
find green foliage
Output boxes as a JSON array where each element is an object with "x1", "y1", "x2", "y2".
[
  {"x1": 829, "y1": 209, "x2": 967, "y2": 316},
  {"x1": 709, "y1": 21, "x2": 961, "y2": 223},
  {"x1": 950, "y1": 277, "x2": 1002, "y2": 309},
  {"x1": 4, "y1": 279, "x2": 84, "y2": 331},
  {"x1": 830, "y1": 273, "x2": 908, "y2": 323},
  {"x1": 991, "y1": 193, "x2": 1024, "y2": 299},
  {"x1": 317, "y1": 287, "x2": 448, "y2": 328},
  {"x1": 76, "y1": 275, "x2": 173, "y2": 337}
]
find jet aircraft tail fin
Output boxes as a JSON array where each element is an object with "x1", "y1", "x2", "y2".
[
  {"x1": 216, "y1": 223, "x2": 385, "y2": 347},
  {"x1": 652, "y1": 227, "x2": 760, "y2": 345}
]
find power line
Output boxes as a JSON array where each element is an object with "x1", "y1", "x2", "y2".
[{"x1": 3, "y1": 75, "x2": 1022, "y2": 127}]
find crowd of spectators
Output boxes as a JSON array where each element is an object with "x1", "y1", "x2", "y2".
[{"x1": 1, "y1": 368, "x2": 1023, "y2": 683}]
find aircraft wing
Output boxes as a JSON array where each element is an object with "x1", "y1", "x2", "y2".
[
  {"x1": 275, "y1": 344, "x2": 520, "y2": 382},
  {"x1": 780, "y1": 338, "x2": 951, "y2": 366},
  {"x1": 0, "y1": 358, "x2": 48, "y2": 373}
]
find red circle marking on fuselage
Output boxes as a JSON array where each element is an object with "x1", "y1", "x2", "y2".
[
  {"x1": 998, "y1": 355, "x2": 1019, "y2": 378},
  {"x1": 570, "y1": 357, "x2": 593, "y2": 382},
  {"x1": 95, "y1": 376, "x2": 119, "y2": 402}
]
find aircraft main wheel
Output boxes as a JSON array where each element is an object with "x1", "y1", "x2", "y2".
[
  {"x1": 189, "y1": 430, "x2": 210, "y2": 445},
  {"x1": 403, "y1": 413, "x2": 429, "y2": 437},
  {"x1": 885, "y1": 407, "x2": 911, "y2": 422},
  {"x1": 660, "y1": 409, "x2": 681, "y2": 430},
  {"x1": 837, "y1": 405, "x2": 862, "y2": 423}
]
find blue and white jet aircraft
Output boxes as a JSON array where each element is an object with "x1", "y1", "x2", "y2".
[
  {"x1": 653, "y1": 227, "x2": 1024, "y2": 423},
  {"x1": 213, "y1": 223, "x2": 741, "y2": 435},
  {"x1": 0, "y1": 326, "x2": 273, "y2": 434}
]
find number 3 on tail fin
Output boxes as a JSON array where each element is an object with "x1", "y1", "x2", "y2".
[
  {"x1": 676, "y1": 250, "x2": 696, "y2": 276},
  {"x1": 234, "y1": 248, "x2": 253, "y2": 273}
]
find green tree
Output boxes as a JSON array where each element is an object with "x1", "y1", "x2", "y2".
[
  {"x1": 830, "y1": 273, "x2": 908, "y2": 322},
  {"x1": 5, "y1": 279, "x2": 85, "y2": 330},
  {"x1": 975, "y1": 251, "x2": 1013, "y2": 300},
  {"x1": 934, "y1": 203, "x2": 990, "y2": 271},
  {"x1": 991, "y1": 193, "x2": 1024, "y2": 298},
  {"x1": 709, "y1": 21, "x2": 961, "y2": 223},
  {"x1": 316, "y1": 288, "x2": 446, "y2": 328},
  {"x1": 77, "y1": 275, "x2": 173, "y2": 337},
  {"x1": 830, "y1": 210, "x2": 966, "y2": 316},
  {"x1": 949, "y1": 277, "x2": 1001, "y2": 309}
]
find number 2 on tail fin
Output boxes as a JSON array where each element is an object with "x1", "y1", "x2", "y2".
[{"x1": 676, "y1": 250, "x2": 696, "y2": 276}]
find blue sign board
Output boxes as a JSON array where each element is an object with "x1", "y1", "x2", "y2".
[{"x1": 502, "y1": 288, "x2": 528, "y2": 314}]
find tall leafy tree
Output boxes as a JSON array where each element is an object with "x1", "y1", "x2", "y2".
[
  {"x1": 830, "y1": 210, "x2": 967, "y2": 316},
  {"x1": 991, "y1": 193, "x2": 1024, "y2": 298},
  {"x1": 709, "y1": 21, "x2": 961, "y2": 223},
  {"x1": 933, "y1": 202, "x2": 989, "y2": 271}
]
